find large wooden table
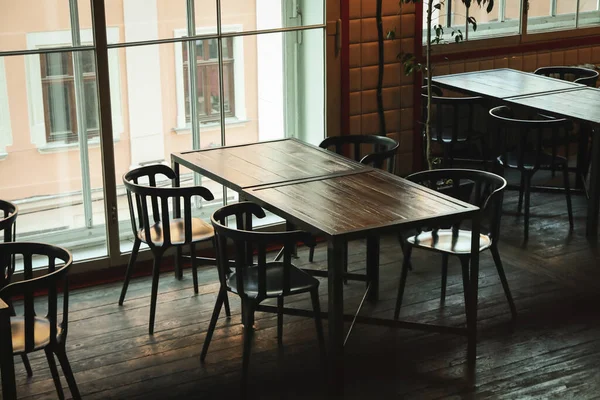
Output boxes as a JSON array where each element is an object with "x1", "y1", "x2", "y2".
[
  {"x1": 172, "y1": 138, "x2": 481, "y2": 395},
  {"x1": 432, "y1": 68, "x2": 600, "y2": 236}
]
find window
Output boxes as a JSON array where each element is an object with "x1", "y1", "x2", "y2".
[
  {"x1": 0, "y1": 57, "x2": 11, "y2": 158},
  {"x1": 182, "y1": 38, "x2": 235, "y2": 123},
  {"x1": 40, "y1": 51, "x2": 99, "y2": 143}
]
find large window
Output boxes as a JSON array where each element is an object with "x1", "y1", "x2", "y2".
[{"x1": 423, "y1": 0, "x2": 600, "y2": 44}]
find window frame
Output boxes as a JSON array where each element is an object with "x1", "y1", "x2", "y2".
[
  {"x1": 0, "y1": 58, "x2": 11, "y2": 159},
  {"x1": 173, "y1": 26, "x2": 247, "y2": 131}
]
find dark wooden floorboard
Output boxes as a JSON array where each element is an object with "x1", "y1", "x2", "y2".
[{"x1": 10, "y1": 190, "x2": 600, "y2": 399}]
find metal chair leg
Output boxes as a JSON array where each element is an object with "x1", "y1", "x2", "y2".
[
  {"x1": 459, "y1": 256, "x2": 471, "y2": 318},
  {"x1": 118, "y1": 238, "x2": 141, "y2": 306},
  {"x1": 310, "y1": 288, "x2": 326, "y2": 362},
  {"x1": 490, "y1": 245, "x2": 517, "y2": 319},
  {"x1": 190, "y1": 243, "x2": 199, "y2": 294},
  {"x1": 440, "y1": 253, "x2": 449, "y2": 304},
  {"x1": 45, "y1": 348, "x2": 65, "y2": 400},
  {"x1": 21, "y1": 354, "x2": 32, "y2": 377},
  {"x1": 200, "y1": 288, "x2": 226, "y2": 361},
  {"x1": 523, "y1": 173, "x2": 532, "y2": 241},
  {"x1": 517, "y1": 173, "x2": 525, "y2": 216},
  {"x1": 563, "y1": 163, "x2": 574, "y2": 229},
  {"x1": 309, "y1": 245, "x2": 315, "y2": 262},
  {"x1": 277, "y1": 296, "x2": 284, "y2": 347},
  {"x1": 55, "y1": 347, "x2": 81, "y2": 400},
  {"x1": 148, "y1": 251, "x2": 163, "y2": 335},
  {"x1": 241, "y1": 301, "x2": 255, "y2": 389},
  {"x1": 394, "y1": 245, "x2": 413, "y2": 320}
]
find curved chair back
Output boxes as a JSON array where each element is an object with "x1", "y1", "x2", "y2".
[
  {"x1": 489, "y1": 105, "x2": 572, "y2": 172},
  {"x1": 211, "y1": 202, "x2": 312, "y2": 301},
  {"x1": 534, "y1": 66, "x2": 599, "y2": 87},
  {"x1": 0, "y1": 242, "x2": 72, "y2": 353},
  {"x1": 406, "y1": 169, "x2": 507, "y2": 241},
  {"x1": 319, "y1": 134, "x2": 399, "y2": 173},
  {"x1": 0, "y1": 200, "x2": 18, "y2": 287},
  {"x1": 422, "y1": 85, "x2": 485, "y2": 166},
  {"x1": 123, "y1": 164, "x2": 214, "y2": 251}
]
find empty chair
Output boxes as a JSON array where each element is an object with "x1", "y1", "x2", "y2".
[
  {"x1": 120, "y1": 164, "x2": 229, "y2": 334},
  {"x1": 422, "y1": 85, "x2": 489, "y2": 168},
  {"x1": 319, "y1": 134, "x2": 399, "y2": 173},
  {"x1": 395, "y1": 169, "x2": 516, "y2": 321},
  {"x1": 534, "y1": 66, "x2": 599, "y2": 87},
  {"x1": 0, "y1": 242, "x2": 81, "y2": 399},
  {"x1": 201, "y1": 202, "x2": 324, "y2": 387},
  {"x1": 489, "y1": 106, "x2": 573, "y2": 240}
]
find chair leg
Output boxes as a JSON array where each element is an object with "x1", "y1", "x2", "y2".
[
  {"x1": 394, "y1": 245, "x2": 413, "y2": 320},
  {"x1": 523, "y1": 173, "x2": 532, "y2": 241},
  {"x1": 459, "y1": 256, "x2": 471, "y2": 318},
  {"x1": 190, "y1": 243, "x2": 199, "y2": 294},
  {"x1": 21, "y1": 354, "x2": 33, "y2": 377},
  {"x1": 440, "y1": 253, "x2": 449, "y2": 304},
  {"x1": 563, "y1": 163, "x2": 574, "y2": 229},
  {"x1": 55, "y1": 347, "x2": 82, "y2": 400},
  {"x1": 277, "y1": 296, "x2": 284, "y2": 347},
  {"x1": 149, "y1": 251, "x2": 163, "y2": 335},
  {"x1": 45, "y1": 348, "x2": 65, "y2": 400},
  {"x1": 398, "y1": 234, "x2": 413, "y2": 271},
  {"x1": 490, "y1": 246, "x2": 518, "y2": 319},
  {"x1": 200, "y1": 287, "x2": 226, "y2": 361},
  {"x1": 118, "y1": 238, "x2": 141, "y2": 306},
  {"x1": 241, "y1": 300, "x2": 255, "y2": 388},
  {"x1": 310, "y1": 288, "x2": 326, "y2": 363},
  {"x1": 517, "y1": 173, "x2": 525, "y2": 216},
  {"x1": 224, "y1": 291, "x2": 231, "y2": 317}
]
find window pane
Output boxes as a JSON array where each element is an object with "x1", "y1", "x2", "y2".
[
  {"x1": 528, "y1": 0, "x2": 576, "y2": 33},
  {"x1": 422, "y1": 1, "x2": 468, "y2": 43},
  {"x1": 81, "y1": 50, "x2": 96, "y2": 73},
  {"x1": 45, "y1": 53, "x2": 70, "y2": 77},
  {"x1": 578, "y1": 0, "x2": 600, "y2": 27},
  {"x1": 208, "y1": 39, "x2": 218, "y2": 60},
  {"x1": 47, "y1": 82, "x2": 73, "y2": 134},
  {"x1": 84, "y1": 81, "x2": 99, "y2": 130}
]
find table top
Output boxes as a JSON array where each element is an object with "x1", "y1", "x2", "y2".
[
  {"x1": 432, "y1": 68, "x2": 582, "y2": 100},
  {"x1": 243, "y1": 169, "x2": 478, "y2": 239},
  {"x1": 506, "y1": 86, "x2": 600, "y2": 125},
  {"x1": 171, "y1": 138, "x2": 367, "y2": 191}
]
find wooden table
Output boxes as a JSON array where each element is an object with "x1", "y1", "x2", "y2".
[
  {"x1": 432, "y1": 68, "x2": 600, "y2": 236},
  {"x1": 0, "y1": 299, "x2": 16, "y2": 400},
  {"x1": 172, "y1": 139, "x2": 481, "y2": 395}
]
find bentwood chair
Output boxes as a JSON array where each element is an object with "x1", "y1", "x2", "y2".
[
  {"x1": 120, "y1": 164, "x2": 229, "y2": 334},
  {"x1": 534, "y1": 66, "x2": 599, "y2": 87},
  {"x1": 422, "y1": 85, "x2": 489, "y2": 168},
  {"x1": 395, "y1": 169, "x2": 517, "y2": 321},
  {"x1": 489, "y1": 106, "x2": 574, "y2": 240},
  {"x1": 309, "y1": 135, "x2": 399, "y2": 263},
  {"x1": 0, "y1": 242, "x2": 81, "y2": 399},
  {"x1": 0, "y1": 200, "x2": 33, "y2": 377},
  {"x1": 201, "y1": 202, "x2": 325, "y2": 387}
]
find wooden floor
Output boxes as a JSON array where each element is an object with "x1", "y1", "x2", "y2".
[{"x1": 12, "y1": 186, "x2": 600, "y2": 399}]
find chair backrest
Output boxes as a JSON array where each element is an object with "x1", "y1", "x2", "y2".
[
  {"x1": 319, "y1": 135, "x2": 399, "y2": 173},
  {"x1": 211, "y1": 202, "x2": 312, "y2": 301},
  {"x1": 534, "y1": 66, "x2": 599, "y2": 87},
  {"x1": 0, "y1": 242, "x2": 72, "y2": 353},
  {"x1": 123, "y1": 164, "x2": 215, "y2": 250},
  {"x1": 406, "y1": 169, "x2": 507, "y2": 241},
  {"x1": 489, "y1": 105, "x2": 572, "y2": 171},
  {"x1": 0, "y1": 200, "x2": 18, "y2": 287}
]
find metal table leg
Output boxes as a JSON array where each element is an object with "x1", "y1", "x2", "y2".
[
  {"x1": 587, "y1": 131, "x2": 600, "y2": 237},
  {"x1": 366, "y1": 235, "x2": 380, "y2": 302},
  {"x1": 467, "y1": 213, "x2": 480, "y2": 385},
  {"x1": 328, "y1": 236, "x2": 346, "y2": 397},
  {"x1": 171, "y1": 159, "x2": 183, "y2": 279}
]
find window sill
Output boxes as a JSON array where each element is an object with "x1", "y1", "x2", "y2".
[
  {"x1": 37, "y1": 137, "x2": 120, "y2": 154},
  {"x1": 172, "y1": 117, "x2": 249, "y2": 134}
]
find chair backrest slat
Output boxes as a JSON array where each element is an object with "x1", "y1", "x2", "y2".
[
  {"x1": 319, "y1": 134, "x2": 399, "y2": 174},
  {"x1": 534, "y1": 66, "x2": 599, "y2": 88}
]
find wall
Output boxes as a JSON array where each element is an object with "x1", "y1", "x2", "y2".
[{"x1": 348, "y1": 0, "x2": 417, "y2": 175}]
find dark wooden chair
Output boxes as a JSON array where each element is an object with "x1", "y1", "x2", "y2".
[
  {"x1": 533, "y1": 66, "x2": 599, "y2": 87},
  {"x1": 120, "y1": 164, "x2": 230, "y2": 334},
  {"x1": 0, "y1": 200, "x2": 34, "y2": 377},
  {"x1": 201, "y1": 202, "x2": 325, "y2": 387},
  {"x1": 0, "y1": 242, "x2": 81, "y2": 399},
  {"x1": 422, "y1": 85, "x2": 489, "y2": 168},
  {"x1": 319, "y1": 134, "x2": 399, "y2": 173},
  {"x1": 489, "y1": 106, "x2": 574, "y2": 240},
  {"x1": 395, "y1": 169, "x2": 516, "y2": 321}
]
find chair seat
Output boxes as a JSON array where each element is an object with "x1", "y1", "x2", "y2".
[
  {"x1": 498, "y1": 151, "x2": 567, "y2": 170},
  {"x1": 138, "y1": 217, "x2": 214, "y2": 246},
  {"x1": 407, "y1": 228, "x2": 492, "y2": 254},
  {"x1": 227, "y1": 262, "x2": 319, "y2": 299},
  {"x1": 10, "y1": 316, "x2": 62, "y2": 354}
]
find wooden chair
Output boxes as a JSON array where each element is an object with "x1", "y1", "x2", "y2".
[
  {"x1": 422, "y1": 85, "x2": 489, "y2": 168},
  {"x1": 395, "y1": 169, "x2": 516, "y2": 321},
  {"x1": 0, "y1": 242, "x2": 81, "y2": 399},
  {"x1": 120, "y1": 164, "x2": 230, "y2": 334},
  {"x1": 0, "y1": 200, "x2": 34, "y2": 377},
  {"x1": 201, "y1": 202, "x2": 325, "y2": 387},
  {"x1": 489, "y1": 106, "x2": 574, "y2": 240},
  {"x1": 319, "y1": 134, "x2": 399, "y2": 173},
  {"x1": 533, "y1": 66, "x2": 599, "y2": 87}
]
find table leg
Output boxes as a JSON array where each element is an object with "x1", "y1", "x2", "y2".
[
  {"x1": 328, "y1": 236, "x2": 346, "y2": 397},
  {"x1": 171, "y1": 159, "x2": 183, "y2": 280},
  {"x1": 366, "y1": 235, "x2": 379, "y2": 302},
  {"x1": 0, "y1": 303, "x2": 16, "y2": 400},
  {"x1": 587, "y1": 131, "x2": 600, "y2": 237},
  {"x1": 467, "y1": 214, "x2": 480, "y2": 385},
  {"x1": 575, "y1": 123, "x2": 590, "y2": 190}
]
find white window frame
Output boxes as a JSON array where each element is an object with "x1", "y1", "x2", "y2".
[
  {"x1": 173, "y1": 25, "x2": 247, "y2": 131},
  {"x1": 0, "y1": 58, "x2": 12, "y2": 159},
  {"x1": 25, "y1": 28, "x2": 123, "y2": 151}
]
